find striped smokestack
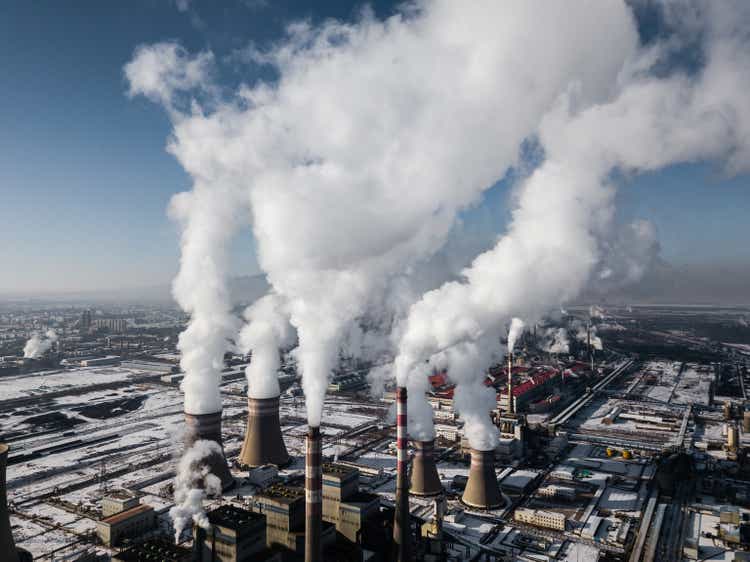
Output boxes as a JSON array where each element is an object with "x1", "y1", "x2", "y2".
[
  {"x1": 305, "y1": 426, "x2": 322, "y2": 562},
  {"x1": 239, "y1": 396, "x2": 290, "y2": 468},
  {"x1": 1, "y1": 444, "x2": 20, "y2": 562},
  {"x1": 507, "y1": 353, "x2": 514, "y2": 414},
  {"x1": 184, "y1": 411, "x2": 235, "y2": 491},
  {"x1": 409, "y1": 439, "x2": 442, "y2": 497},
  {"x1": 393, "y1": 386, "x2": 410, "y2": 561}
]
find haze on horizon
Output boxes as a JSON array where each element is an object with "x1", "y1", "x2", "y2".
[{"x1": 1, "y1": 0, "x2": 749, "y2": 305}]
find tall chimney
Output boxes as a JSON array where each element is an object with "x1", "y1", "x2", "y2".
[
  {"x1": 507, "y1": 353, "x2": 514, "y2": 415},
  {"x1": 184, "y1": 412, "x2": 235, "y2": 491},
  {"x1": 409, "y1": 439, "x2": 442, "y2": 497},
  {"x1": 393, "y1": 386, "x2": 410, "y2": 561},
  {"x1": 305, "y1": 426, "x2": 322, "y2": 562},
  {"x1": 1, "y1": 443, "x2": 20, "y2": 562},
  {"x1": 239, "y1": 396, "x2": 290, "y2": 468},
  {"x1": 461, "y1": 448, "x2": 502, "y2": 510}
]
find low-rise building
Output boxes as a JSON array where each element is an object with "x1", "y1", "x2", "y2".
[
  {"x1": 514, "y1": 508, "x2": 566, "y2": 531},
  {"x1": 112, "y1": 539, "x2": 191, "y2": 562},
  {"x1": 97, "y1": 504, "x2": 155, "y2": 546},
  {"x1": 102, "y1": 491, "x2": 140, "y2": 517}
]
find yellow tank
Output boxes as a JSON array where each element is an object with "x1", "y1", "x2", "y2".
[
  {"x1": 605, "y1": 447, "x2": 615, "y2": 457},
  {"x1": 622, "y1": 450, "x2": 632, "y2": 459}
]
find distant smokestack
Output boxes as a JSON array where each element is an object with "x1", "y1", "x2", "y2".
[
  {"x1": 461, "y1": 448, "x2": 502, "y2": 510},
  {"x1": 507, "y1": 353, "x2": 514, "y2": 414},
  {"x1": 239, "y1": 396, "x2": 290, "y2": 468},
  {"x1": 393, "y1": 386, "x2": 410, "y2": 561},
  {"x1": 184, "y1": 412, "x2": 234, "y2": 491},
  {"x1": 1, "y1": 443, "x2": 20, "y2": 562},
  {"x1": 409, "y1": 439, "x2": 442, "y2": 497},
  {"x1": 305, "y1": 426, "x2": 322, "y2": 562}
]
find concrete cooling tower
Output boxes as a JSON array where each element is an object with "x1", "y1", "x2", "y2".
[
  {"x1": 461, "y1": 448, "x2": 502, "y2": 510},
  {"x1": 409, "y1": 439, "x2": 442, "y2": 497},
  {"x1": 2, "y1": 443, "x2": 32, "y2": 562},
  {"x1": 184, "y1": 412, "x2": 235, "y2": 491},
  {"x1": 238, "y1": 396, "x2": 290, "y2": 468}
]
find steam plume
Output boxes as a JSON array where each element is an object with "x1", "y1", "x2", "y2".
[
  {"x1": 395, "y1": 1, "x2": 750, "y2": 449},
  {"x1": 23, "y1": 329, "x2": 57, "y2": 359},
  {"x1": 543, "y1": 328, "x2": 570, "y2": 354},
  {"x1": 507, "y1": 318, "x2": 525, "y2": 354},
  {"x1": 238, "y1": 294, "x2": 296, "y2": 399},
  {"x1": 169, "y1": 440, "x2": 223, "y2": 542},
  {"x1": 128, "y1": 1, "x2": 638, "y2": 428}
]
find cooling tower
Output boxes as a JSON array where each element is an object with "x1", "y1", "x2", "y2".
[
  {"x1": 393, "y1": 386, "x2": 410, "y2": 561},
  {"x1": 305, "y1": 426, "x2": 322, "y2": 562},
  {"x1": 184, "y1": 412, "x2": 235, "y2": 491},
  {"x1": 728, "y1": 424, "x2": 739, "y2": 450},
  {"x1": 238, "y1": 396, "x2": 290, "y2": 468},
  {"x1": 461, "y1": 448, "x2": 502, "y2": 510},
  {"x1": 1, "y1": 443, "x2": 20, "y2": 562},
  {"x1": 409, "y1": 440, "x2": 442, "y2": 497}
]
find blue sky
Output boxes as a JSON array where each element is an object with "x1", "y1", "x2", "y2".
[{"x1": 1, "y1": 0, "x2": 748, "y2": 295}]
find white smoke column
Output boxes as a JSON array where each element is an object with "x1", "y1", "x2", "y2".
[
  {"x1": 238, "y1": 293, "x2": 296, "y2": 398},
  {"x1": 575, "y1": 322, "x2": 603, "y2": 351},
  {"x1": 130, "y1": 2, "x2": 639, "y2": 429},
  {"x1": 544, "y1": 328, "x2": 570, "y2": 354},
  {"x1": 23, "y1": 329, "x2": 58, "y2": 359},
  {"x1": 169, "y1": 440, "x2": 223, "y2": 543},
  {"x1": 507, "y1": 318, "x2": 525, "y2": 354},
  {"x1": 396, "y1": 1, "x2": 750, "y2": 449}
]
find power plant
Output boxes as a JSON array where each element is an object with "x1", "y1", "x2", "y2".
[
  {"x1": 461, "y1": 448, "x2": 503, "y2": 510},
  {"x1": 305, "y1": 426, "x2": 323, "y2": 562},
  {"x1": 393, "y1": 386, "x2": 410, "y2": 561},
  {"x1": 183, "y1": 411, "x2": 235, "y2": 491},
  {"x1": 238, "y1": 395, "x2": 290, "y2": 468},
  {"x1": 409, "y1": 439, "x2": 442, "y2": 497}
]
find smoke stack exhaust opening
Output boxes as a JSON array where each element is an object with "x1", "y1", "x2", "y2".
[
  {"x1": 461, "y1": 448, "x2": 502, "y2": 510},
  {"x1": 239, "y1": 396, "x2": 290, "y2": 468},
  {"x1": 393, "y1": 386, "x2": 410, "y2": 561},
  {"x1": 1, "y1": 444, "x2": 20, "y2": 562},
  {"x1": 305, "y1": 426, "x2": 322, "y2": 562},
  {"x1": 409, "y1": 439, "x2": 442, "y2": 497},
  {"x1": 184, "y1": 412, "x2": 235, "y2": 491}
]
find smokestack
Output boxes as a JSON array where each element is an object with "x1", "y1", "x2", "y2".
[
  {"x1": 184, "y1": 412, "x2": 234, "y2": 491},
  {"x1": 393, "y1": 386, "x2": 410, "y2": 561},
  {"x1": 409, "y1": 439, "x2": 442, "y2": 497},
  {"x1": 305, "y1": 426, "x2": 322, "y2": 562},
  {"x1": 507, "y1": 353, "x2": 514, "y2": 415},
  {"x1": 1, "y1": 444, "x2": 20, "y2": 562},
  {"x1": 461, "y1": 448, "x2": 502, "y2": 510},
  {"x1": 239, "y1": 396, "x2": 290, "y2": 468}
]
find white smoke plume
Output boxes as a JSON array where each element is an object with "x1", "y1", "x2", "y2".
[
  {"x1": 575, "y1": 323, "x2": 603, "y2": 351},
  {"x1": 507, "y1": 318, "x2": 525, "y2": 354},
  {"x1": 128, "y1": 1, "x2": 638, "y2": 429},
  {"x1": 395, "y1": 1, "x2": 750, "y2": 449},
  {"x1": 238, "y1": 293, "x2": 296, "y2": 399},
  {"x1": 543, "y1": 328, "x2": 570, "y2": 354},
  {"x1": 169, "y1": 439, "x2": 223, "y2": 543},
  {"x1": 23, "y1": 329, "x2": 58, "y2": 359}
]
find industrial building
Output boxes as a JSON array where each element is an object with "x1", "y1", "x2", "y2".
[
  {"x1": 112, "y1": 539, "x2": 191, "y2": 562},
  {"x1": 193, "y1": 504, "x2": 267, "y2": 562},
  {"x1": 514, "y1": 508, "x2": 566, "y2": 531},
  {"x1": 96, "y1": 503, "x2": 156, "y2": 547},
  {"x1": 321, "y1": 462, "x2": 380, "y2": 542}
]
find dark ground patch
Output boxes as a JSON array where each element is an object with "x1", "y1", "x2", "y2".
[
  {"x1": 73, "y1": 396, "x2": 146, "y2": 419},
  {"x1": 24, "y1": 411, "x2": 86, "y2": 430}
]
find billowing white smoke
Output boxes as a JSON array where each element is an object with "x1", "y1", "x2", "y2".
[
  {"x1": 396, "y1": 1, "x2": 750, "y2": 449},
  {"x1": 574, "y1": 322, "x2": 603, "y2": 351},
  {"x1": 169, "y1": 440, "x2": 222, "y2": 543},
  {"x1": 23, "y1": 329, "x2": 57, "y2": 359},
  {"x1": 543, "y1": 328, "x2": 570, "y2": 354},
  {"x1": 238, "y1": 293, "x2": 296, "y2": 399},
  {"x1": 127, "y1": 1, "x2": 639, "y2": 429},
  {"x1": 507, "y1": 318, "x2": 525, "y2": 354}
]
